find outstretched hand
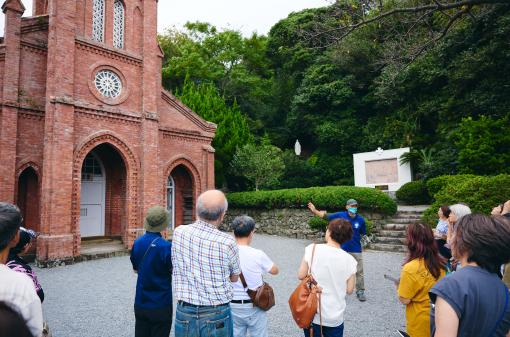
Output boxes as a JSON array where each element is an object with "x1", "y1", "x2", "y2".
[{"x1": 307, "y1": 202, "x2": 317, "y2": 213}]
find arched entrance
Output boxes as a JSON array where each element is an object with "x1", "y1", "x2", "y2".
[
  {"x1": 17, "y1": 166, "x2": 40, "y2": 232},
  {"x1": 167, "y1": 165, "x2": 195, "y2": 228},
  {"x1": 80, "y1": 143, "x2": 127, "y2": 238}
]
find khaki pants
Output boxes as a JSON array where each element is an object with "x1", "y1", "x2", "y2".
[{"x1": 349, "y1": 252, "x2": 365, "y2": 292}]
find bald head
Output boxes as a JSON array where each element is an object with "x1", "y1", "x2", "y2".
[{"x1": 196, "y1": 190, "x2": 228, "y2": 224}]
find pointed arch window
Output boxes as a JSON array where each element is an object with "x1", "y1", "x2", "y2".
[
  {"x1": 92, "y1": 0, "x2": 105, "y2": 42},
  {"x1": 113, "y1": 0, "x2": 125, "y2": 49}
]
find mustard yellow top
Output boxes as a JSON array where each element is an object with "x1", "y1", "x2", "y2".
[{"x1": 398, "y1": 258, "x2": 445, "y2": 337}]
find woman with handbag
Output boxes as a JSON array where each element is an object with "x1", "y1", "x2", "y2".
[
  {"x1": 296, "y1": 218, "x2": 357, "y2": 337},
  {"x1": 231, "y1": 215, "x2": 279, "y2": 337}
]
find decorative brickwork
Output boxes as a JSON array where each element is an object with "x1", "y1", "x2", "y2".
[{"x1": 0, "y1": 0, "x2": 216, "y2": 264}]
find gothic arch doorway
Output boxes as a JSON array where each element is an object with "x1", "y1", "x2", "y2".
[
  {"x1": 17, "y1": 166, "x2": 40, "y2": 232},
  {"x1": 167, "y1": 165, "x2": 195, "y2": 228},
  {"x1": 79, "y1": 143, "x2": 127, "y2": 238}
]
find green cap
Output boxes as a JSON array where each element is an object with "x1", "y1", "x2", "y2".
[
  {"x1": 346, "y1": 199, "x2": 358, "y2": 206},
  {"x1": 144, "y1": 206, "x2": 170, "y2": 233}
]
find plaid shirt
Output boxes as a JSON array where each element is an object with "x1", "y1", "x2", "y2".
[{"x1": 172, "y1": 220, "x2": 240, "y2": 305}]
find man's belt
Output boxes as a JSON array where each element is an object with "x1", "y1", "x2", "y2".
[
  {"x1": 178, "y1": 300, "x2": 229, "y2": 308},
  {"x1": 231, "y1": 299, "x2": 253, "y2": 304}
]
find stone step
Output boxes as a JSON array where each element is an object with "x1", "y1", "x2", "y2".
[
  {"x1": 369, "y1": 243, "x2": 407, "y2": 253},
  {"x1": 397, "y1": 205, "x2": 429, "y2": 213},
  {"x1": 393, "y1": 213, "x2": 422, "y2": 218},
  {"x1": 381, "y1": 223, "x2": 408, "y2": 231},
  {"x1": 374, "y1": 236, "x2": 407, "y2": 244},
  {"x1": 386, "y1": 217, "x2": 422, "y2": 224},
  {"x1": 375, "y1": 229, "x2": 407, "y2": 237}
]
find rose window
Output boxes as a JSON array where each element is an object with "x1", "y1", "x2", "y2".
[{"x1": 94, "y1": 70, "x2": 122, "y2": 98}]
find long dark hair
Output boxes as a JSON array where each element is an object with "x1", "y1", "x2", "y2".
[{"x1": 405, "y1": 223, "x2": 445, "y2": 279}]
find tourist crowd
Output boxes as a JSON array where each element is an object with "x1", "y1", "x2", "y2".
[{"x1": 0, "y1": 193, "x2": 509, "y2": 337}]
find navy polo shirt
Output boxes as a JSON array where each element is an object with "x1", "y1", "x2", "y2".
[
  {"x1": 130, "y1": 232, "x2": 173, "y2": 309},
  {"x1": 326, "y1": 211, "x2": 366, "y2": 253}
]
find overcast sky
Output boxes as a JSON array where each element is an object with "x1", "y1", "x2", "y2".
[{"x1": 0, "y1": 0, "x2": 328, "y2": 37}]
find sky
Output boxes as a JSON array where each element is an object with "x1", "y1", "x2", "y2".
[{"x1": 0, "y1": 0, "x2": 328, "y2": 37}]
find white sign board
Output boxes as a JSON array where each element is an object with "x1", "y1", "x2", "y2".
[{"x1": 353, "y1": 147, "x2": 412, "y2": 192}]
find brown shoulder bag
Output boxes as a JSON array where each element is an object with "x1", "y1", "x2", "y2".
[
  {"x1": 288, "y1": 244, "x2": 322, "y2": 335},
  {"x1": 239, "y1": 273, "x2": 275, "y2": 311}
]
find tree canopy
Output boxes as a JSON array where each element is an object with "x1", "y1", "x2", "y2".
[{"x1": 159, "y1": 1, "x2": 510, "y2": 190}]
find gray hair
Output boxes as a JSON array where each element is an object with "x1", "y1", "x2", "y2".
[
  {"x1": 449, "y1": 203, "x2": 472, "y2": 221},
  {"x1": 231, "y1": 215, "x2": 256, "y2": 238},
  {"x1": 196, "y1": 194, "x2": 228, "y2": 222}
]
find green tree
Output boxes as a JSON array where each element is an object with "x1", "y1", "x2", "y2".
[
  {"x1": 159, "y1": 22, "x2": 274, "y2": 137},
  {"x1": 230, "y1": 141, "x2": 285, "y2": 191},
  {"x1": 452, "y1": 116, "x2": 510, "y2": 175},
  {"x1": 175, "y1": 78, "x2": 253, "y2": 187}
]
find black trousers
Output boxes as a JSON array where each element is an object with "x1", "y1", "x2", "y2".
[{"x1": 135, "y1": 305, "x2": 173, "y2": 337}]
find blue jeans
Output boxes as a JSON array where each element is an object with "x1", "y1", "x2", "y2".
[
  {"x1": 303, "y1": 323, "x2": 344, "y2": 337},
  {"x1": 231, "y1": 302, "x2": 268, "y2": 337},
  {"x1": 175, "y1": 302, "x2": 233, "y2": 337}
]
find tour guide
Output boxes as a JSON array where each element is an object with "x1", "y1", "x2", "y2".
[{"x1": 308, "y1": 199, "x2": 367, "y2": 302}]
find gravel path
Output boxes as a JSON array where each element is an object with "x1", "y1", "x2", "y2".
[{"x1": 35, "y1": 234, "x2": 406, "y2": 337}]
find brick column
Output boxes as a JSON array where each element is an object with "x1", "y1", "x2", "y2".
[
  {"x1": 32, "y1": 0, "x2": 47, "y2": 15},
  {"x1": 38, "y1": 0, "x2": 77, "y2": 262},
  {"x1": 0, "y1": 0, "x2": 24, "y2": 202},
  {"x1": 139, "y1": 0, "x2": 162, "y2": 215}
]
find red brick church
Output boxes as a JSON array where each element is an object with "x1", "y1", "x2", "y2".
[{"x1": 0, "y1": 0, "x2": 216, "y2": 264}]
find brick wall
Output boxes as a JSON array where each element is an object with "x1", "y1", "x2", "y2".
[{"x1": 0, "y1": 0, "x2": 217, "y2": 264}]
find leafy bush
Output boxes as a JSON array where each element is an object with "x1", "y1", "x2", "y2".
[
  {"x1": 308, "y1": 216, "x2": 374, "y2": 235},
  {"x1": 422, "y1": 174, "x2": 510, "y2": 225},
  {"x1": 426, "y1": 174, "x2": 477, "y2": 198},
  {"x1": 308, "y1": 216, "x2": 328, "y2": 231},
  {"x1": 228, "y1": 186, "x2": 397, "y2": 215},
  {"x1": 396, "y1": 181, "x2": 432, "y2": 205}
]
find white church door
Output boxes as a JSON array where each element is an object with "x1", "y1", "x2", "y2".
[{"x1": 80, "y1": 152, "x2": 106, "y2": 237}]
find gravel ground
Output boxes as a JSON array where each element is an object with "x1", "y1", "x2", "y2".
[{"x1": 35, "y1": 234, "x2": 406, "y2": 337}]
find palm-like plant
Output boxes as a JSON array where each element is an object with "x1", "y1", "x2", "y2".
[{"x1": 400, "y1": 148, "x2": 436, "y2": 179}]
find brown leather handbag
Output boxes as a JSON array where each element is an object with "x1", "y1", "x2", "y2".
[
  {"x1": 288, "y1": 243, "x2": 322, "y2": 333},
  {"x1": 239, "y1": 273, "x2": 276, "y2": 311}
]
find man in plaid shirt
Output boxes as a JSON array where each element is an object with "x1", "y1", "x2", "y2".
[{"x1": 172, "y1": 189, "x2": 240, "y2": 337}]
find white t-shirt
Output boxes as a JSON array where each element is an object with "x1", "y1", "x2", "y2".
[
  {"x1": 233, "y1": 245, "x2": 274, "y2": 300},
  {"x1": 304, "y1": 244, "x2": 357, "y2": 327},
  {"x1": 0, "y1": 264, "x2": 43, "y2": 337}
]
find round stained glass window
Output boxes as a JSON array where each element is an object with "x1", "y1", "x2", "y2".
[{"x1": 94, "y1": 70, "x2": 122, "y2": 98}]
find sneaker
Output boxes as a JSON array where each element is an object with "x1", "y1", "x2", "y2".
[{"x1": 356, "y1": 291, "x2": 367, "y2": 302}]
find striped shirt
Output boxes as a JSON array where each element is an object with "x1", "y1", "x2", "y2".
[{"x1": 172, "y1": 220, "x2": 240, "y2": 305}]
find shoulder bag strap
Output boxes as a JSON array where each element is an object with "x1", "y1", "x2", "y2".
[
  {"x1": 139, "y1": 237, "x2": 160, "y2": 270},
  {"x1": 308, "y1": 243, "x2": 317, "y2": 275},
  {"x1": 239, "y1": 272, "x2": 248, "y2": 289},
  {"x1": 489, "y1": 285, "x2": 509, "y2": 337}
]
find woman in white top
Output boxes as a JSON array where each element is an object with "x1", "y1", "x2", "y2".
[{"x1": 298, "y1": 218, "x2": 357, "y2": 337}]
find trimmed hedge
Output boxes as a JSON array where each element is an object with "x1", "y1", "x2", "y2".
[
  {"x1": 308, "y1": 216, "x2": 374, "y2": 235},
  {"x1": 227, "y1": 186, "x2": 397, "y2": 215},
  {"x1": 426, "y1": 174, "x2": 477, "y2": 198},
  {"x1": 396, "y1": 181, "x2": 432, "y2": 205},
  {"x1": 422, "y1": 174, "x2": 510, "y2": 225}
]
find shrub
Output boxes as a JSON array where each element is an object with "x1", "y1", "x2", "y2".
[
  {"x1": 396, "y1": 181, "x2": 432, "y2": 205},
  {"x1": 228, "y1": 186, "x2": 397, "y2": 215},
  {"x1": 422, "y1": 174, "x2": 510, "y2": 225},
  {"x1": 308, "y1": 216, "x2": 374, "y2": 235},
  {"x1": 426, "y1": 174, "x2": 477, "y2": 198}
]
